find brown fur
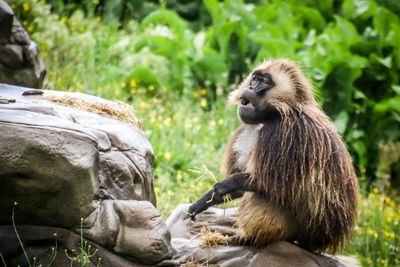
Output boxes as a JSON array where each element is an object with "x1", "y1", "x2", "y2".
[{"x1": 224, "y1": 59, "x2": 359, "y2": 253}]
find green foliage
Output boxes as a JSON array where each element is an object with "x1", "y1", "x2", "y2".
[
  {"x1": 0, "y1": 203, "x2": 100, "y2": 267},
  {"x1": 0, "y1": 202, "x2": 58, "y2": 267},
  {"x1": 17, "y1": 0, "x2": 397, "y2": 189},
  {"x1": 8, "y1": 0, "x2": 400, "y2": 266},
  {"x1": 345, "y1": 189, "x2": 400, "y2": 267},
  {"x1": 65, "y1": 218, "x2": 101, "y2": 267}
]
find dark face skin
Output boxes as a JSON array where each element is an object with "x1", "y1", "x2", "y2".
[{"x1": 238, "y1": 70, "x2": 278, "y2": 124}]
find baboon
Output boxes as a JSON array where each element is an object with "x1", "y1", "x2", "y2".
[{"x1": 189, "y1": 59, "x2": 359, "y2": 253}]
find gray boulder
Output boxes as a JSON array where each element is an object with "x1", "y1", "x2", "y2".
[
  {"x1": 0, "y1": 84, "x2": 174, "y2": 266},
  {"x1": 0, "y1": 0, "x2": 46, "y2": 88},
  {"x1": 167, "y1": 204, "x2": 360, "y2": 267}
]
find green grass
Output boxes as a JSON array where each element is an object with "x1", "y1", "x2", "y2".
[
  {"x1": 7, "y1": 1, "x2": 400, "y2": 266},
  {"x1": 1, "y1": 203, "x2": 100, "y2": 267}
]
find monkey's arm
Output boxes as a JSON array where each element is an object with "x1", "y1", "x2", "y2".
[{"x1": 188, "y1": 172, "x2": 257, "y2": 219}]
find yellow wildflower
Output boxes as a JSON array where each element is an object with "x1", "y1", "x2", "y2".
[
  {"x1": 372, "y1": 187, "x2": 379, "y2": 194},
  {"x1": 176, "y1": 171, "x2": 183, "y2": 181},
  {"x1": 384, "y1": 196, "x2": 393, "y2": 206},
  {"x1": 199, "y1": 88, "x2": 207, "y2": 96},
  {"x1": 366, "y1": 228, "x2": 374, "y2": 236},
  {"x1": 154, "y1": 186, "x2": 161, "y2": 194},
  {"x1": 129, "y1": 79, "x2": 136, "y2": 88},
  {"x1": 200, "y1": 98, "x2": 207, "y2": 108},
  {"x1": 148, "y1": 85, "x2": 155, "y2": 91},
  {"x1": 164, "y1": 117, "x2": 171, "y2": 127},
  {"x1": 60, "y1": 16, "x2": 67, "y2": 24},
  {"x1": 163, "y1": 152, "x2": 172, "y2": 160},
  {"x1": 139, "y1": 101, "x2": 149, "y2": 109},
  {"x1": 384, "y1": 231, "x2": 395, "y2": 239},
  {"x1": 23, "y1": 3, "x2": 30, "y2": 11}
]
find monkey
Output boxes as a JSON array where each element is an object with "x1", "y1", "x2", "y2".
[{"x1": 188, "y1": 59, "x2": 359, "y2": 254}]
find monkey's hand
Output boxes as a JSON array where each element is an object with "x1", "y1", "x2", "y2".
[
  {"x1": 188, "y1": 189, "x2": 224, "y2": 220},
  {"x1": 188, "y1": 173, "x2": 254, "y2": 220}
]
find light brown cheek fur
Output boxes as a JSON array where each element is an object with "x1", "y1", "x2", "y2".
[{"x1": 236, "y1": 192, "x2": 297, "y2": 244}]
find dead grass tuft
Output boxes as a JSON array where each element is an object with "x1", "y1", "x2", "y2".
[
  {"x1": 199, "y1": 226, "x2": 229, "y2": 248},
  {"x1": 44, "y1": 95, "x2": 142, "y2": 130}
]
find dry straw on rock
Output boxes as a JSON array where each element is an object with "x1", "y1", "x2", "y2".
[
  {"x1": 198, "y1": 226, "x2": 230, "y2": 248},
  {"x1": 44, "y1": 95, "x2": 142, "y2": 130}
]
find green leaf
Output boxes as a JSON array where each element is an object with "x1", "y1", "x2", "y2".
[
  {"x1": 342, "y1": 0, "x2": 377, "y2": 20},
  {"x1": 392, "y1": 85, "x2": 400, "y2": 95},
  {"x1": 129, "y1": 66, "x2": 161, "y2": 88},
  {"x1": 193, "y1": 47, "x2": 228, "y2": 85},
  {"x1": 374, "y1": 97, "x2": 400, "y2": 113},
  {"x1": 204, "y1": 0, "x2": 221, "y2": 25},
  {"x1": 142, "y1": 9, "x2": 187, "y2": 40},
  {"x1": 334, "y1": 111, "x2": 349, "y2": 134},
  {"x1": 373, "y1": 7, "x2": 400, "y2": 46}
]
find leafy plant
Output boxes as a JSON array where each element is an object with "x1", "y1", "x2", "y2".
[{"x1": 65, "y1": 218, "x2": 101, "y2": 267}]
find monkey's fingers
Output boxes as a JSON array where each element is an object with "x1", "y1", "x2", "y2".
[{"x1": 188, "y1": 190, "x2": 222, "y2": 220}]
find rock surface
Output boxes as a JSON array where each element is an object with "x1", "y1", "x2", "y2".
[
  {"x1": 0, "y1": 0, "x2": 46, "y2": 88},
  {"x1": 0, "y1": 84, "x2": 174, "y2": 266},
  {"x1": 167, "y1": 204, "x2": 360, "y2": 267}
]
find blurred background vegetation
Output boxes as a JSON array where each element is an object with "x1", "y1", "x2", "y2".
[{"x1": 7, "y1": 0, "x2": 400, "y2": 266}]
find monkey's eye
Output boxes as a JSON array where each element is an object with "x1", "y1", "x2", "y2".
[
  {"x1": 250, "y1": 72, "x2": 274, "y2": 95},
  {"x1": 253, "y1": 73, "x2": 273, "y2": 86}
]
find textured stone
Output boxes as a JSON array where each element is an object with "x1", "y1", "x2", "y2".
[
  {"x1": 0, "y1": 0, "x2": 46, "y2": 88},
  {"x1": 0, "y1": 43, "x2": 23, "y2": 67},
  {"x1": 0, "y1": 0, "x2": 13, "y2": 43},
  {"x1": 167, "y1": 204, "x2": 360, "y2": 267},
  {"x1": 0, "y1": 225, "x2": 147, "y2": 267},
  {"x1": 0, "y1": 84, "x2": 173, "y2": 266},
  {"x1": 9, "y1": 17, "x2": 30, "y2": 45}
]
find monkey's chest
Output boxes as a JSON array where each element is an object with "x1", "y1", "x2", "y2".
[{"x1": 232, "y1": 125, "x2": 261, "y2": 172}]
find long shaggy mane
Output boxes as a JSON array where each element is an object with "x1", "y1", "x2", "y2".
[{"x1": 250, "y1": 105, "x2": 358, "y2": 253}]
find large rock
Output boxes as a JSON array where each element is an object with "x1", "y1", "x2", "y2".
[
  {"x1": 0, "y1": 0, "x2": 46, "y2": 88},
  {"x1": 167, "y1": 204, "x2": 360, "y2": 267},
  {"x1": 0, "y1": 84, "x2": 174, "y2": 266}
]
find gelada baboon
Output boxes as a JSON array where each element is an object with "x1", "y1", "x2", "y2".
[{"x1": 189, "y1": 59, "x2": 359, "y2": 253}]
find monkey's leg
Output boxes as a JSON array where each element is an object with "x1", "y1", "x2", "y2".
[{"x1": 188, "y1": 172, "x2": 257, "y2": 219}]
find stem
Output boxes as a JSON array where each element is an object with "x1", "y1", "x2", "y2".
[
  {"x1": 12, "y1": 203, "x2": 32, "y2": 267},
  {"x1": 0, "y1": 251, "x2": 7, "y2": 267}
]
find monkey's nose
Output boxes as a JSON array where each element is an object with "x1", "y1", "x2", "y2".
[
  {"x1": 240, "y1": 98, "x2": 250, "y2": 105},
  {"x1": 240, "y1": 89, "x2": 258, "y2": 107}
]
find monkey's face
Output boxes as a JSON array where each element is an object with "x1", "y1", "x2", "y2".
[
  {"x1": 236, "y1": 70, "x2": 277, "y2": 124},
  {"x1": 229, "y1": 59, "x2": 314, "y2": 125}
]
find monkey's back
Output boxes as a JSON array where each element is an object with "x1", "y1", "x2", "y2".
[{"x1": 226, "y1": 110, "x2": 359, "y2": 253}]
